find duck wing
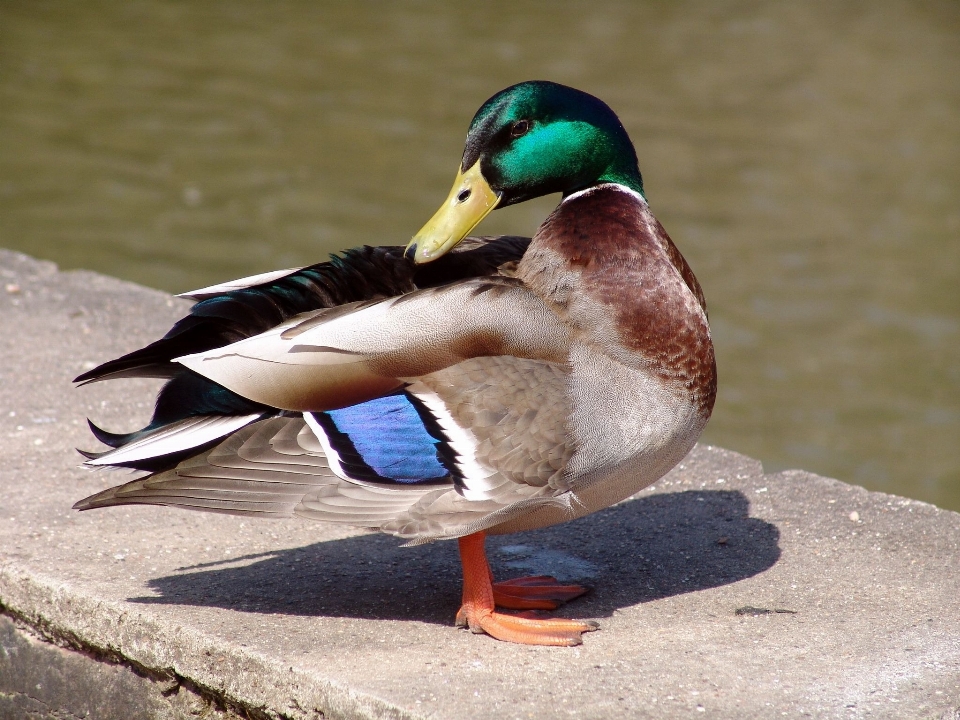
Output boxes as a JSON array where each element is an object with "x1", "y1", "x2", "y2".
[
  {"x1": 77, "y1": 356, "x2": 576, "y2": 543},
  {"x1": 75, "y1": 236, "x2": 529, "y2": 385},
  {"x1": 74, "y1": 415, "x2": 440, "y2": 524},
  {"x1": 75, "y1": 236, "x2": 529, "y2": 468},
  {"x1": 176, "y1": 276, "x2": 570, "y2": 412}
]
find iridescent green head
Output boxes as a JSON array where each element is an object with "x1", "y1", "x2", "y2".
[
  {"x1": 463, "y1": 80, "x2": 643, "y2": 206},
  {"x1": 407, "y1": 81, "x2": 643, "y2": 263}
]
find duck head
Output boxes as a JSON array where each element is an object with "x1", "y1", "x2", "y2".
[{"x1": 406, "y1": 80, "x2": 644, "y2": 263}]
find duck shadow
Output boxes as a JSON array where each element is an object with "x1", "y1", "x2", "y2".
[{"x1": 131, "y1": 489, "x2": 779, "y2": 625}]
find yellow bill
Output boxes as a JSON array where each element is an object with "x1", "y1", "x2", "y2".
[{"x1": 405, "y1": 160, "x2": 500, "y2": 264}]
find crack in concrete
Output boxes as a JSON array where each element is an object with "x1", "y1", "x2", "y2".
[{"x1": 2, "y1": 688, "x2": 90, "y2": 720}]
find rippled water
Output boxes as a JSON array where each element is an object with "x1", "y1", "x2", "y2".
[{"x1": 2, "y1": 2, "x2": 958, "y2": 508}]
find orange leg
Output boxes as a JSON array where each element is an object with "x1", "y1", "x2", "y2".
[{"x1": 456, "y1": 532, "x2": 599, "y2": 646}]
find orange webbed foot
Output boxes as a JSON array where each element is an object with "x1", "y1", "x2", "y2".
[
  {"x1": 492, "y1": 575, "x2": 591, "y2": 610},
  {"x1": 456, "y1": 604, "x2": 599, "y2": 646},
  {"x1": 457, "y1": 532, "x2": 598, "y2": 646}
]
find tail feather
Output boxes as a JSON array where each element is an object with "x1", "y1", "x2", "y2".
[
  {"x1": 76, "y1": 447, "x2": 108, "y2": 461},
  {"x1": 87, "y1": 418, "x2": 140, "y2": 449},
  {"x1": 85, "y1": 414, "x2": 266, "y2": 468}
]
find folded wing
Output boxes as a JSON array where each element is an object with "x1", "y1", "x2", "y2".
[
  {"x1": 76, "y1": 356, "x2": 577, "y2": 542},
  {"x1": 176, "y1": 277, "x2": 571, "y2": 413}
]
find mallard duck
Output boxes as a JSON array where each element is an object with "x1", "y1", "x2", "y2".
[{"x1": 75, "y1": 80, "x2": 716, "y2": 646}]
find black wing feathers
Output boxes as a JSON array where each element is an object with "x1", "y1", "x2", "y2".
[
  {"x1": 75, "y1": 237, "x2": 529, "y2": 385},
  {"x1": 76, "y1": 237, "x2": 529, "y2": 470}
]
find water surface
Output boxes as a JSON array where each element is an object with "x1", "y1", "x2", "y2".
[{"x1": 2, "y1": 1, "x2": 958, "y2": 508}]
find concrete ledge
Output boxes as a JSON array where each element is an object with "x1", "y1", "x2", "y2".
[
  {"x1": 0, "y1": 613, "x2": 234, "y2": 720},
  {"x1": 1, "y1": 248, "x2": 959, "y2": 719}
]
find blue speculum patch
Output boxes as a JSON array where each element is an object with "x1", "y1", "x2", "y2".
[{"x1": 322, "y1": 393, "x2": 450, "y2": 484}]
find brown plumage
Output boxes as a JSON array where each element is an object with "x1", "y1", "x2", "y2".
[
  {"x1": 519, "y1": 185, "x2": 716, "y2": 415},
  {"x1": 75, "y1": 81, "x2": 717, "y2": 646}
]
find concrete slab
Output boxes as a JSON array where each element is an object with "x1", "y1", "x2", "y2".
[{"x1": 1, "y1": 248, "x2": 958, "y2": 719}]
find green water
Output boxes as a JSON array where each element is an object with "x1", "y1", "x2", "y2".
[{"x1": 2, "y1": 1, "x2": 958, "y2": 509}]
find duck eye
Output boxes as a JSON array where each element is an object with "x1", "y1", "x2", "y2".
[
  {"x1": 510, "y1": 120, "x2": 531, "y2": 137},
  {"x1": 457, "y1": 189, "x2": 472, "y2": 203}
]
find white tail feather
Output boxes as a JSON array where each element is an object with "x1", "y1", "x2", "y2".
[
  {"x1": 85, "y1": 414, "x2": 263, "y2": 466},
  {"x1": 177, "y1": 267, "x2": 304, "y2": 300}
]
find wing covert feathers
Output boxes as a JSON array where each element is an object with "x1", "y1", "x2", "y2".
[
  {"x1": 176, "y1": 278, "x2": 571, "y2": 413},
  {"x1": 74, "y1": 236, "x2": 529, "y2": 386}
]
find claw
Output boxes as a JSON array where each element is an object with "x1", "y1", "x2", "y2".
[{"x1": 457, "y1": 532, "x2": 598, "y2": 646}]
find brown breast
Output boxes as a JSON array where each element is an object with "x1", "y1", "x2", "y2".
[{"x1": 516, "y1": 185, "x2": 717, "y2": 416}]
